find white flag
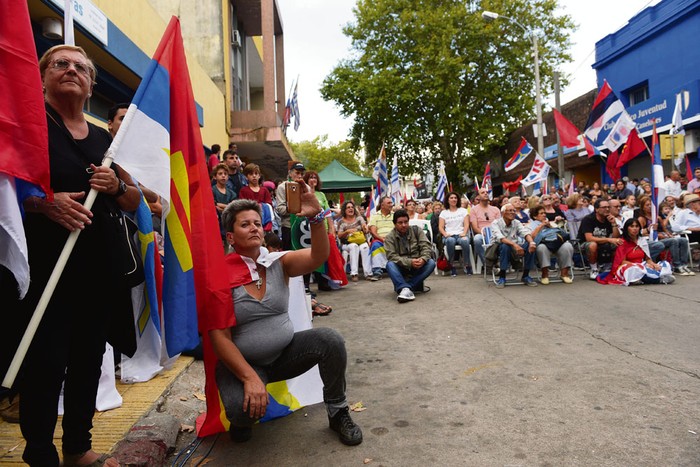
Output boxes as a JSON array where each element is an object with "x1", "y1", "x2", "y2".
[
  {"x1": 521, "y1": 154, "x2": 551, "y2": 187},
  {"x1": 603, "y1": 111, "x2": 636, "y2": 152}
]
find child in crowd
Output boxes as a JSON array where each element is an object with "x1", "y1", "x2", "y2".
[
  {"x1": 239, "y1": 163, "x2": 272, "y2": 205},
  {"x1": 212, "y1": 163, "x2": 236, "y2": 245}
]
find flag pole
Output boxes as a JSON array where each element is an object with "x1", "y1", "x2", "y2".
[{"x1": 2, "y1": 151, "x2": 115, "y2": 388}]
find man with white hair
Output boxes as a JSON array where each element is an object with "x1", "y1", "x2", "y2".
[
  {"x1": 672, "y1": 193, "x2": 700, "y2": 244},
  {"x1": 490, "y1": 203, "x2": 538, "y2": 289}
]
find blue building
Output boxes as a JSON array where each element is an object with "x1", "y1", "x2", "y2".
[{"x1": 593, "y1": 0, "x2": 700, "y2": 180}]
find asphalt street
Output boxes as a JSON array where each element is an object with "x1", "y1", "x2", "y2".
[{"x1": 164, "y1": 271, "x2": 700, "y2": 466}]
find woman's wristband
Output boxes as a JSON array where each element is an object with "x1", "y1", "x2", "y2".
[{"x1": 307, "y1": 208, "x2": 331, "y2": 225}]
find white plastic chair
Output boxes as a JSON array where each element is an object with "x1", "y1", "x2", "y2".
[{"x1": 409, "y1": 219, "x2": 439, "y2": 274}]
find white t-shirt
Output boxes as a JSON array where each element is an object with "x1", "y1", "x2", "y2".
[
  {"x1": 663, "y1": 179, "x2": 682, "y2": 198},
  {"x1": 440, "y1": 208, "x2": 468, "y2": 236}
]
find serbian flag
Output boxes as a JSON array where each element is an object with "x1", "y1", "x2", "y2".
[
  {"x1": 504, "y1": 138, "x2": 533, "y2": 172},
  {"x1": 0, "y1": 0, "x2": 52, "y2": 299},
  {"x1": 482, "y1": 162, "x2": 492, "y2": 199},
  {"x1": 112, "y1": 18, "x2": 233, "y2": 363},
  {"x1": 615, "y1": 128, "x2": 647, "y2": 169},
  {"x1": 502, "y1": 175, "x2": 523, "y2": 193},
  {"x1": 584, "y1": 80, "x2": 626, "y2": 145},
  {"x1": 650, "y1": 122, "x2": 665, "y2": 241}
]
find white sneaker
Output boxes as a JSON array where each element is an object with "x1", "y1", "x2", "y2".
[
  {"x1": 589, "y1": 270, "x2": 599, "y2": 280},
  {"x1": 682, "y1": 266, "x2": 696, "y2": 276},
  {"x1": 397, "y1": 287, "x2": 415, "y2": 303}
]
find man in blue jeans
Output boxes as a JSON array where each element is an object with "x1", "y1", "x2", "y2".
[
  {"x1": 490, "y1": 203, "x2": 538, "y2": 288},
  {"x1": 384, "y1": 209, "x2": 436, "y2": 303}
]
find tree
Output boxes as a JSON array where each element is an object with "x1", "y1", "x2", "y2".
[
  {"x1": 289, "y1": 135, "x2": 368, "y2": 175},
  {"x1": 321, "y1": 0, "x2": 574, "y2": 191}
]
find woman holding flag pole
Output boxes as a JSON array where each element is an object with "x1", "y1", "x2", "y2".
[{"x1": 5, "y1": 45, "x2": 141, "y2": 467}]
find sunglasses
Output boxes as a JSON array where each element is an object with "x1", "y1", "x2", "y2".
[{"x1": 51, "y1": 58, "x2": 91, "y2": 77}]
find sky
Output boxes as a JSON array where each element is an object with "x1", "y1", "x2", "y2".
[{"x1": 277, "y1": 0, "x2": 661, "y2": 145}]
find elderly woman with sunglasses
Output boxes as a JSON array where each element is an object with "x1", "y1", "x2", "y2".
[{"x1": 3, "y1": 45, "x2": 141, "y2": 467}]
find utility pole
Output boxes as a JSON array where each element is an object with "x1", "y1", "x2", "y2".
[{"x1": 554, "y1": 72, "x2": 565, "y2": 186}]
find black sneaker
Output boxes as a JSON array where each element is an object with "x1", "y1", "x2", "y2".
[
  {"x1": 229, "y1": 426, "x2": 252, "y2": 443},
  {"x1": 328, "y1": 407, "x2": 363, "y2": 446}
]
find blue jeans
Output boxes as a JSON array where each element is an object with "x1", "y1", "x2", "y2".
[
  {"x1": 497, "y1": 240, "x2": 535, "y2": 277},
  {"x1": 443, "y1": 235, "x2": 471, "y2": 264},
  {"x1": 216, "y1": 328, "x2": 348, "y2": 427},
  {"x1": 473, "y1": 234, "x2": 486, "y2": 264},
  {"x1": 386, "y1": 259, "x2": 436, "y2": 292}
]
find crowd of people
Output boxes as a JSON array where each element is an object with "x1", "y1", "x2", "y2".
[{"x1": 257, "y1": 171, "x2": 699, "y2": 297}]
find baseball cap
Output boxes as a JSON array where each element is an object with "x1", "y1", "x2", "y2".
[{"x1": 290, "y1": 161, "x2": 305, "y2": 171}]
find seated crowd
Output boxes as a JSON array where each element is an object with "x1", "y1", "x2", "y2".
[{"x1": 208, "y1": 149, "x2": 700, "y2": 296}]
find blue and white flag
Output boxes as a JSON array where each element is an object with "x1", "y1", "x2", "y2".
[
  {"x1": 372, "y1": 143, "x2": 389, "y2": 198},
  {"x1": 291, "y1": 79, "x2": 300, "y2": 131},
  {"x1": 390, "y1": 155, "x2": 401, "y2": 202},
  {"x1": 435, "y1": 163, "x2": 447, "y2": 202}
]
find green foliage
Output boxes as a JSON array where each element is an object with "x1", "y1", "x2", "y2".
[
  {"x1": 321, "y1": 0, "x2": 574, "y2": 190},
  {"x1": 289, "y1": 135, "x2": 368, "y2": 176}
]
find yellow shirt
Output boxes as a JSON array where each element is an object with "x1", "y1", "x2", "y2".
[{"x1": 369, "y1": 212, "x2": 394, "y2": 238}]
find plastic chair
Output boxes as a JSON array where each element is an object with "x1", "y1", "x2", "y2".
[{"x1": 409, "y1": 219, "x2": 439, "y2": 274}]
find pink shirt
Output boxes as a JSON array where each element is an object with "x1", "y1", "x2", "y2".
[{"x1": 470, "y1": 204, "x2": 501, "y2": 231}]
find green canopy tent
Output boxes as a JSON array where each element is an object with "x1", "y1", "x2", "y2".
[{"x1": 317, "y1": 160, "x2": 375, "y2": 193}]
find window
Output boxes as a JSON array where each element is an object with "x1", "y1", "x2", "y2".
[{"x1": 628, "y1": 83, "x2": 648, "y2": 106}]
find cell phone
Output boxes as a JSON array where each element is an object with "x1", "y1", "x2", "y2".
[{"x1": 286, "y1": 181, "x2": 302, "y2": 214}]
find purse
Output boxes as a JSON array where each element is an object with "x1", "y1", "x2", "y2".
[
  {"x1": 436, "y1": 254, "x2": 451, "y2": 271},
  {"x1": 347, "y1": 231, "x2": 366, "y2": 245}
]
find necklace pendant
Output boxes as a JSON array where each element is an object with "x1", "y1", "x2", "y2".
[{"x1": 256, "y1": 277, "x2": 263, "y2": 290}]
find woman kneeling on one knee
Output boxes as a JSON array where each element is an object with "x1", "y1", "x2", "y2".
[{"x1": 210, "y1": 197, "x2": 362, "y2": 446}]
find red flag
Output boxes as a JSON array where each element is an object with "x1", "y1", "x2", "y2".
[
  {"x1": 552, "y1": 109, "x2": 582, "y2": 149},
  {"x1": 0, "y1": 1, "x2": 51, "y2": 298},
  {"x1": 140, "y1": 18, "x2": 234, "y2": 437},
  {"x1": 606, "y1": 150, "x2": 621, "y2": 181},
  {"x1": 502, "y1": 175, "x2": 523, "y2": 193},
  {"x1": 339, "y1": 192, "x2": 345, "y2": 204},
  {"x1": 0, "y1": 1, "x2": 51, "y2": 196},
  {"x1": 616, "y1": 128, "x2": 647, "y2": 168}
]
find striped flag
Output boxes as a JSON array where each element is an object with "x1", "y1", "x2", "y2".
[
  {"x1": 504, "y1": 138, "x2": 533, "y2": 172},
  {"x1": 390, "y1": 155, "x2": 401, "y2": 202},
  {"x1": 482, "y1": 162, "x2": 492, "y2": 199},
  {"x1": 291, "y1": 79, "x2": 300, "y2": 131},
  {"x1": 111, "y1": 19, "x2": 234, "y2": 436},
  {"x1": 584, "y1": 80, "x2": 626, "y2": 145},
  {"x1": 0, "y1": 0, "x2": 51, "y2": 299},
  {"x1": 650, "y1": 122, "x2": 665, "y2": 242},
  {"x1": 372, "y1": 143, "x2": 389, "y2": 197},
  {"x1": 435, "y1": 163, "x2": 447, "y2": 202}
]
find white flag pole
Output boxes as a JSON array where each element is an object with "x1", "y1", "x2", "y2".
[
  {"x1": 63, "y1": 0, "x2": 75, "y2": 46},
  {"x1": 2, "y1": 151, "x2": 114, "y2": 389}
]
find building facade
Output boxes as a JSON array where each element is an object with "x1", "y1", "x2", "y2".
[
  {"x1": 495, "y1": 0, "x2": 700, "y2": 193},
  {"x1": 29, "y1": 0, "x2": 293, "y2": 179}
]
